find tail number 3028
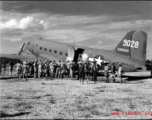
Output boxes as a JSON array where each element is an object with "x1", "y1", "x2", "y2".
[{"x1": 123, "y1": 39, "x2": 139, "y2": 48}]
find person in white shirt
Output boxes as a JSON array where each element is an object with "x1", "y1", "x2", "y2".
[
  {"x1": 33, "y1": 59, "x2": 38, "y2": 78},
  {"x1": 16, "y1": 61, "x2": 23, "y2": 80},
  {"x1": 38, "y1": 61, "x2": 42, "y2": 78},
  {"x1": 104, "y1": 63, "x2": 109, "y2": 83},
  {"x1": 118, "y1": 63, "x2": 123, "y2": 83},
  {"x1": 49, "y1": 62, "x2": 54, "y2": 80}
]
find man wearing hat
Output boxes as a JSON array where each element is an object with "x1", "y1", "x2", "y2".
[
  {"x1": 23, "y1": 61, "x2": 29, "y2": 81},
  {"x1": 16, "y1": 61, "x2": 23, "y2": 81},
  {"x1": 91, "y1": 59, "x2": 98, "y2": 83}
]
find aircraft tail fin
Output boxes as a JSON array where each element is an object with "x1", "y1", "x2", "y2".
[{"x1": 115, "y1": 30, "x2": 147, "y2": 63}]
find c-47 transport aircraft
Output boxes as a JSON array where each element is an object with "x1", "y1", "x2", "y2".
[{"x1": 0, "y1": 30, "x2": 147, "y2": 72}]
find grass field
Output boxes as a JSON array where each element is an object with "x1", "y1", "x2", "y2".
[{"x1": 0, "y1": 77, "x2": 152, "y2": 119}]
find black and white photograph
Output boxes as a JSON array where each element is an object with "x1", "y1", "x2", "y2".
[{"x1": 0, "y1": 1, "x2": 152, "y2": 119}]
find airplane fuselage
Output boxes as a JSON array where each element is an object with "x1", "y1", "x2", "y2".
[{"x1": 21, "y1": 38, "x2": 145, "y2": 72}]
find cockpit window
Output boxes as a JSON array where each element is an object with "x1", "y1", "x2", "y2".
[{"x1": 65, "y1": 53, "x2": 68, "y2": 56}]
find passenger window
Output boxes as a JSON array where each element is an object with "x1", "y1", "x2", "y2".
[
  {"x1": 60, "y1": 52, "x2": 62, "y2": 55},
  {"x1": 28, "y1": 42, "x2": 30, "y2": 45},
  {"x1": 65, "y1": 53, "x2": 68, "y2": 56},
  {"x1": 40, "y1": 47, "x2": 42, "y2": 50},
  {"x1": 44, "y1": 48, "x2": 47, "y2": 51},
  {"x1": 54, "y1": 50, "x2": 57, "y2": 53},
  {"x1": 49, "y1": 49, "x2": 51, "y2": 52}
]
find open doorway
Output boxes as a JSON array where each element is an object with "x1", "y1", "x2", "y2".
[{"x1": 73, "y1": 48, "x2": 84, "y2": 62}]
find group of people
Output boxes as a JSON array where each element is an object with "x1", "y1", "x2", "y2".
[
  {"x1": 0, "y1": 60, "x2": 30, "y2": 81},
  {"x1": 32, "y1": 59, "x2": 95, "y2": 84},
  {"x1": 33, "y1": 59, "x2": 71, "y2": 80},
  {"x1": 0, "y1": 60, "x2": 14, "y2": 76},
  {"x1": 0, "y1": 54, "x2": 126, "y2": 83},
  {"x1": 16, "y1": 61, "x2": 29, "y2": 81},
  {"x1": 31, "y1": 55, "x2": 124, "y2": 83}
]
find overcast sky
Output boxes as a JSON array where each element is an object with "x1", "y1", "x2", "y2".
[{"x1": 0, "y1": 1, "x2": 152, "y2": 59}]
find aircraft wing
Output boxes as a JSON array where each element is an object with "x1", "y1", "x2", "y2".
[{"x1": 0, "y1": 53, "x2": 37, "y2": 62}]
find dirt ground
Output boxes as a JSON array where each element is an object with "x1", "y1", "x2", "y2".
[{"x1": 0, "y1": 76, "x2": 152, "y2": 119}]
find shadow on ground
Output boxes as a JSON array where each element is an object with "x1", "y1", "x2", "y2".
[
  {"x1": 0, "y1": 75, "x2": 33, "y2": 80},
  {"x1": 0, "y1": 111, "x2": 30, "y2": 118},
  {"x1": 41, "y1": 82, "x2": 65, "y2": 85},
  {"x1": 124, "y1": 76, "x2": 150, "y2": 81}
]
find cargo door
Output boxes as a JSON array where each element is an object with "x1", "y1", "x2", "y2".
[{"x1": 67, "y1": 46, "x2": 75, "y2": 61}]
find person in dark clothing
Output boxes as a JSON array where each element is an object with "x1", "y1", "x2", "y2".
[
  {"x1": 78, "y1": 61, "x2": 85, "y2": 84},
  {"x1": 0, "y1": 61, "x2": 2, "y2": 75},
  {"x1": 58, "y1": 60, "x2": 62, "y2": 79},
  {"x1": 76, "y1": 61, "x2": 80, "y2": 80},
  {"x1": 91, "y1": 59, "x2": 98, "y2": 83},
  {"x1": 72, "y1": 61, "x2": 77, "y2": 79},
  {"x1": 61, "y1": 62, "x2": 66, "y2": 79},
  {"x1": 66, "y1": 60, "x2": 71, "y2": 78},
  {"x1": 111, "y1": 62, "x2": 116, "y2": 82},
  {"x1": 151, "y1": 60, "x2": 152, "y2": 78},
  {"x1": 30, "y1": 63, "x2": 34, "y2": 76},
  {"x1": 45, "y1": 61, "x2": 50, "y2": 79},
  {"x1": 55, "y1": 60, "x2": 61, "y2": 78},
  {"x1": 53, "y1": 60, "x2": 57, "y2": 78}
]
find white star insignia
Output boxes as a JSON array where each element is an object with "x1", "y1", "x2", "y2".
[{"x1": 95, "y1": 56, "x2": 103, "y2": 65}]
